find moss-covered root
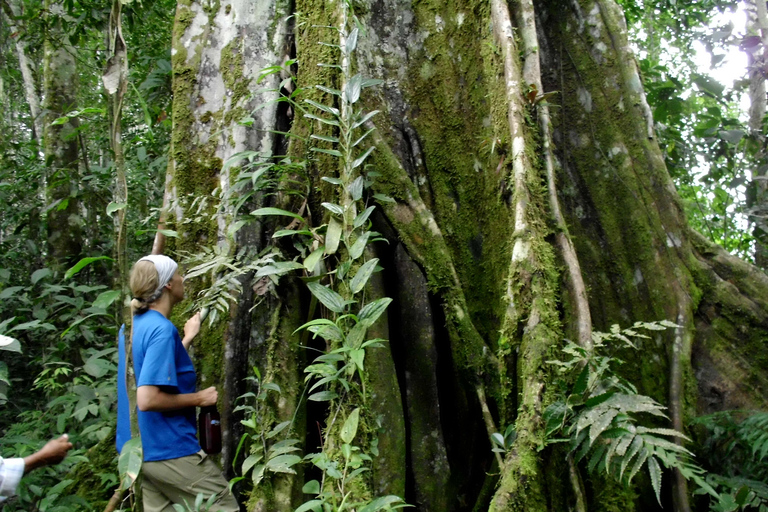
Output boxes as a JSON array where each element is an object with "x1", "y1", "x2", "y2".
[
  {"x1": 247, "y1": 282, "x2": 306, "y2": 511},
  {"x1": 393, "y1": 242, "x2": 452, "y2": 510},
  {"x1": 489, "y1": 1, "x2": 566, "y2": 509},
  {"x1": 514, "y1": 0, "x2": 592, "y2": 349},
  {"x1": 366, "y1": 253, "x2": 407, "y2": 499},
  {"x1": 371, "y1": 129, "x2": 496, "y2": 381}
]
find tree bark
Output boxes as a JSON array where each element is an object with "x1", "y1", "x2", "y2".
[{"x1": 43, "y1": 0, "x2": 82, "y2": 271}]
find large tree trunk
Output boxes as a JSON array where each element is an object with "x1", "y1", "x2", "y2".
[{"x1": 162, "y1": 0, "x2": 768, "y2": 511}]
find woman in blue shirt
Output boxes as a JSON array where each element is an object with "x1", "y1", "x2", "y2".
[{"x1": 118, "y1": 254, "x2": 238, "y2": 512}]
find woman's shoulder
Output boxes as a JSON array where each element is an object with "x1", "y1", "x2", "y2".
[{"x1": 134, "y1": 311, "x2": 177, "y2": 340}]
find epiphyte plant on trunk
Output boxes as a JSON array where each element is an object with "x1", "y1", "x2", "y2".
[
  {"x1": 282, "y1": 3, "x2": 407, "y2": 510},
  {"x1": 543, "y1": 321, "x2": 721, "y2": 506}
]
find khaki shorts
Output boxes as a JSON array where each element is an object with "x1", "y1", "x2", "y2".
[{"x1": 141, "y1": 450, "x2": 239, "y2": 512}]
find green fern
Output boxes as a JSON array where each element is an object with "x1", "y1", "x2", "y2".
[{"x1": 545, "y1": 321, "x2": 719, "y2": 505}]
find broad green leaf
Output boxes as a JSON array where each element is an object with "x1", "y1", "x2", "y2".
[
  {"x1": 321, "y1": 202, "x2": 345, "y2": 216},
  {"x1": 223, "y1": 150, "x2": 260, "y2": 171},
  {"x1": 304, "y1": 247, "x2": 325, "y2": 272},
  {"x1": 373, "y1": 193, "x2": 396, "y2": 204},
  {"x1": 352, "y1": 127, "x2": 376, "y2": 147},
  {"x1": 308, "y1": 324, "x2": 345, "y2": 342},
  {"x1": 0, "y1": 287, "x2": 23, "y2": 300},
  {"x1": 308, "y1": 390, "x2": 338, "y2": 402},
  {"x1": 346, "y1": 27, "x2": 359, "y2": 53},
  {"x1": 360, "y1": 78, "x2": 384, "y2": 89},
  {"x1": 349, "y1": 176, "x2": 364, "y2": 201},
  {"x1": 8, "y1": 319, "x2": 55, "y2": 332},
  {"x1": 31, "y1": 268, "x2": 52, "y2": 285},
  {"x1": 325, "y1": 217, "x2": 343, "y2": 256},
  {"x1": 0, "y1": 335, "x2": 21, "y2": 353},
  {"x1": 358, "y1": 298, "x2": 392, "y2": 327},
  {"x1": 321, "y1": 177, "x2": 342, "y2": 185},
  {"x1": 340, "y1": 408, "x2": 360, "y2": 444},
  {"x1": 310, "y1": 133, "x2": 340, "y2": 143},
  {"x1": 359, "y1": 495, "x2": 406, "y2": 512},
  {"x1": 51, "y1": 116, "x2": 70, "y2": 126},
  {"x1": 717, "y1": 130, "x2": 746, "y2": 145},
  {"x1": 351, "y1": 146, "x2": 374, "y2": 169},
  {"x1": 242, "y1": 453, "x2": 264, "y2": 475},
  {"x1": 352, "y1": 110, "x2": 380, "y2": 129},
  {"x1": 346, "y1": 74, "x2": 363, "y2": 104},
  {"x1": 304, "y1": 113, "x2": 340, "y2": 127},
  {"x1": 354, "y1": 206, "x2": 376, "y2": 229},
  {"x1": 92, "y1": 290, "x2": 120, "y2": 309},
  {"x1": 295, "y1": 499, "x2": 323, "y2": 512},
  {"x1": 350, "y1": 258, "x2": 379, "y2": 294},
  {"x1": 106, "y1": 202, "x2": 127, "y2": 216},
  {"x1": 544, "y1": 401, "x2": 567, "y2": 436},
  {"x1": 311, "y1": 147, "x2": 343, "y2": 158},
  {"x1": 348, "y1": 231, "x2": 371, "y2": 260},
  {"x1": 272, "y1": 229, "x2": 313, "y2": 238},
  {"x1": 65, "y1": 256, "x2": 113, "y2": 280},
  {"x1": 345, "y1": 323, "x2": 367, "y2": 349},
  {"x1": 83, "y1": 356, "x2": 115, "y2": 378},
  {"x1": 716, "y1": 494, "x2": 739, "y2": 512},
  {"x1": 266, "y1": 421, "x2": 291, "y2": 439},
  {"x1": 255, "y1": 261, "x2": 305, "y2": 278},
  {"x1": 693, "y1": 75, "x2": 725, "y2": 97},
  {"x1": 315, "y1": 85, "x2": 341, "y2": 97},
  {"x1": 252, "y1": 207, "x2": 304, "y2": 221},
  {"x1": 304, "y1": 99, "x2": 339, "y2": 116},
  {"x1": 118, "y1": 437, "x2": 143, "y2": 490},
  {"x1": 294, "y1": 318, "x2": 337, "y2": 334},
  {"x1": 157, "y1": 229, "x2": 178, "y2": 238},
  {"x1": 350, "y1": 348, "x2": 365, "y2": 372},
  {"x1": 302, "y1": 480, "x2": 321, "y2": 494},
  {"x1": 306, "y1": 282, "x2": 349, "y2": 313}
]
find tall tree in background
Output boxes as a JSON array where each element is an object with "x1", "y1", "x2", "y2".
[
  {"x1": 42, "y1": 0, "x2": 82, "y2": 271},
  {"x1": 159, "y1": 0, "x2": 768, "y2": 511},
  {"x1": 746, "y1": 0, "x2": 768, "y2": 268}
]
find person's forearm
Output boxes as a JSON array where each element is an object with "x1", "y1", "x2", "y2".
[
  {"x1": 23, "y1": 452, "x2": 43, "y2": 474},
  {"x1": 137, "y1": 386, "x2": 201, "y2": 412}
]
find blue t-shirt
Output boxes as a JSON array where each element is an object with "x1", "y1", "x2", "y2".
[
  {"x1": 116, "y1": 310, "x2": 201, "y2": 461},
  {"x1": 116, "y1": 325, "x2": 130, "y2": 453}
]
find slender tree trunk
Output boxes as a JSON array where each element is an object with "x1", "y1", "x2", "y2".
[
  {"x1": 746, "y1": 0, "x2": 768, "y2": 268},
  {"x1": 2, "y1": 0, "x2": 43, "y2": 144},
  {"x1": 43, "y1": 0, "x2": 82, "y2": 271}
]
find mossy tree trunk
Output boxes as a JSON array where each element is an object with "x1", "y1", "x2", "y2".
[
  {"x1": 162, "y1": 0, "x2": 768, "y2": 511},
  {"x1": 43, "y1": 0, "x2": 82, "y2": 271}
]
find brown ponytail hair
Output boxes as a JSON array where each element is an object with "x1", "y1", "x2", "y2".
[{"x1": 128, "y1": 260, "x2": 162, "y2": 344}]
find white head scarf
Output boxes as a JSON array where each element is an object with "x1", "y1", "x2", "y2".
[{"x1": 138, "y1": 254, "x2": 178, "y2": 301}]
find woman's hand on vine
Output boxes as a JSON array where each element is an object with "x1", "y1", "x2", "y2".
[{"x1": 182, "y1": 312, "x2": 202, "y2": 349}]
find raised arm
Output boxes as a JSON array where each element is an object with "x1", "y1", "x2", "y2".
[{"x1": 181, "y1": 312, "x2": 201, "y2": 350}]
